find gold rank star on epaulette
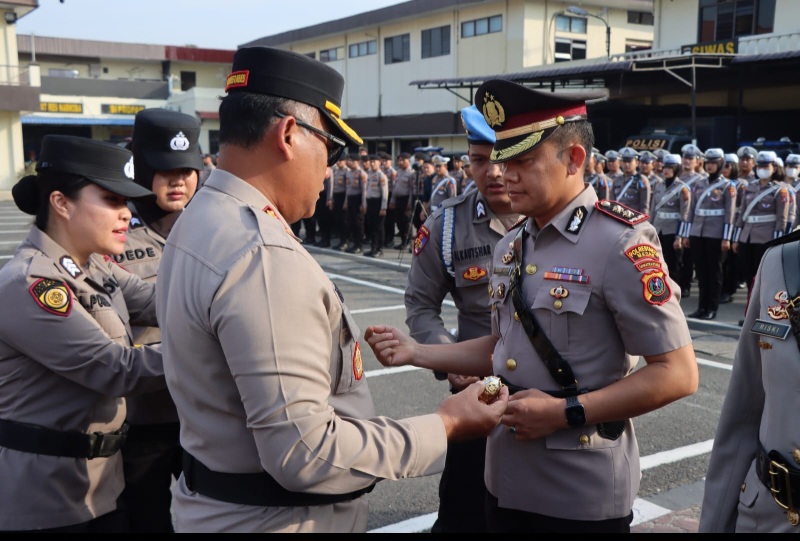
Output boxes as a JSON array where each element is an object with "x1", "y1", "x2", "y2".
[{"x1": 594, "y1": 200, "x2": 648, "y2": 226}]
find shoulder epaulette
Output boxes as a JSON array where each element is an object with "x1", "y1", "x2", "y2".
[
  {"x1": 440, "y1": 191, "x2": 469, "y2": 210},
  {"x1": 595, "y1": 200, "x2": 649, "y2": 226}
]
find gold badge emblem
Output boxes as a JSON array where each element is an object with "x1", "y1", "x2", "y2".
[
  {"x1": 788, "y1": 509, "x2": 799, "y2": 526},
  {"x1": 488, "y1": 284, "x2": 494, "y2": 298},
  {"x1": 463, "y1": 266, "x2": 487, "y2": 281},
  {"x1": 496, "y1": 283, "x2": 505, "y2": 299},
  {"x1": 479, "y1": 375, "x2": 504, "y2": 404},
  {"x1": 501, "y1": 252, "x2": 514, "y2": 265},
  {"x1": 352, "y1": 342, "x2": 363, "y2": 380},
  {"x1": 29, "y1": 278, "x2": 72, "y2": 317},
  {"x1": 768, "y1": 291, "x2": 789, "y2": 320},
  {"x1": 550, "y1": 285, "x2": 569, "y2": 299},
  {"x1": 481, "y1": 92, "x2": 505, "y2": 127}
]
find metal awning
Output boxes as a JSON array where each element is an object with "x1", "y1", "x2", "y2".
[{"x1": 21, "y1": 114, "x2": 135, "y2": 126}]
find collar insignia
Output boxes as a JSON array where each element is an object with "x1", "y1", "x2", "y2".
[
  {"x1": 566, "y1": 206, "x2": 586, "y2": 234},
  {"x1": 476, "y1": 200, "x2": 487, "y2": 219},
  {"x1": 59, "y1": 256, "x2": 83, "y2": 278}
]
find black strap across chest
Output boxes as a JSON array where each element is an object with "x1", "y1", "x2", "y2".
[{"x1": 781, "y1": 240, "x2": 800, "y2": 352}]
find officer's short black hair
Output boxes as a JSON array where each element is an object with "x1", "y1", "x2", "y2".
[
  {"x1": 219, "y1": 92, "x2": 317, "y2": 150},
  {"x1": 547, "y1": 121, "x2": 595, "y2": 168}
]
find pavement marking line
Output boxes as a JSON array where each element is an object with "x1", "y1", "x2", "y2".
[
  {"x1": 0, "y1": 255, "x2": 12, "y2": 260},
  {"x1": 350, "y1": 304, "x2": 407, "y2": 315},
  {"x1": 365, "y1": 365, "x2": 422, "y2": 378},
  {"x1": 696, "y1": 357, "x2": 733, "y2": 371},
  {"x1": 685, "y1": 317, "x2": 743, "y2": 331},
  {"x1": 631, "y1": 498, "x2": 673, "y2": 526},
  {"x1": 368, "y1": 512, "x2": 438, "y2": 534},
  {"x1": 326, "y1": 272, "x2": 456, "y2": 307},
  {"x1": 640, "y1": 439, "x2": 714, "y2": 471}
]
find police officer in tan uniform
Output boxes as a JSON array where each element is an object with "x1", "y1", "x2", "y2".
[
  {"x1": 428, "y1": 155, "x2": 457, "y2": 213},
  {"x1": 677, "y1": 145, "x2": 705, "y2": 297},
  {"x1": 406, "y1": 104, "x2": 523, "y2": 533},
  {"x1": 604, "y1": 149, "x2": 623, "y2": 183},
  {"x1": 585, "y1": 149, "x2": 610, "y2": 200},
  {"x1": 364, "y1": 154, "x2": 388, "y2": 258},
  {"x1": 612, "y1": 147, "x2": 651, "y2": 214},
  {"x1": 330, "y1": 156, "x2": 349, "y2": 250},
  {"x1": 389, "y1": 152, "x2": 415, "y2": 249},
  {"x1": 380, "y1": 152, "x2": 398, "y2": 248},
  {"x1": 156, "y1": 47, "x2": 507, "y2": 534},
  {"x1": 650, "y1": 154, "x2": 691, "y2": 281},
  {"x1": 367, "y1": 80, "x2": 698, "y2": 533},
  {"x1": 700, "y1": 228, "x2": 800, "y2": 533},
  {"x1": 685, "y1": 148, "x2": 737, "y2": 320},
  {"x1": 119, "y1": 108, "x2": 203, "y2": 532},
  {"x1": 0, "y1": 135, "x2": 165, "y2": 532},
  {"x1": 343, "y1": 154, "x2": 368, "y2": 253},
  {"x1": 732, "y1": 150, "x2": 791, "y2": 295}
]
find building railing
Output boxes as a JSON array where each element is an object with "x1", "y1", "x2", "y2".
[{"x1": 0, "y1": 65, "x2": 30, "y2": 86}]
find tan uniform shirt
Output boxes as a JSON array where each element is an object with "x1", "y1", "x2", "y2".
[
  {"x1": 331, "y1": 165, "x2": 348, "y2": 197},
  {"x1": 157, "y1": 169, "x2": 447, "y2": 533},
  {"x1": 429, "y1": 175, "x2": 457, "y2": 212},
  {"x1": 117, "y1": 211, "x2": 179, "y2": 425},
  {"x1": 612, "y1": 173, "x2": 651, "y2": 214},
  {"x1": 390, "y1": 166, "x2": 415, "y2": 201},
  {"x1": 688, "y1": 176, "x2": 737, "y2": 240},
  {"x1": 406, "y1": 190, "x2": 520, "y2": 345},
  {"x1": 486, "y1": 186, "x2": 691, "y2": 520},
  {"x1": 365, "y1": 170, "x2": 388, "y2": 209},
  {"x1": 699, "y1": 240, "x2": 800, "y2": 533},
  {"x1": 734, "y1": 181, "x2": 790, "y2": 244},
  {"x1": 650, "y1": 179, "x2": 691, "y2": 237},
  {"x1": 0, "y1": 227, "x2": 164, "y2": 530},
  {"x1": 345, "y1": 167, "x2": 368, "y2": 208}
]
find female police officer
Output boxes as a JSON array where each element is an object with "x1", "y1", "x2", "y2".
[
  {"x1": 118, "y1": 108, "x2": 202, "y2": 532},
  {"x1": 0, "y1": 135, "x2": 165, "y2": 532}
]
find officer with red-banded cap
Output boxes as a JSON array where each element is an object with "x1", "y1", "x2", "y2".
[
  {"x1": 366, "y1": 79, "x2": 697, "y2": 533},
  {"x1": 120, "y1": 107, "x2": 203, "y2": 533},
  {"x1": 405, "y1": 104, "x2": 523, "y2": 533},
  {"x1": 0, "y1": 135, "x2": 165, "y2": 532},
  {"x1": 157, "y1": 46, "x2": 506, "y2": 534}
]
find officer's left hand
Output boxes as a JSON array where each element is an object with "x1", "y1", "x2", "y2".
[
  {"x1": 721, "y1": 239, "x2": 730, "y2": 252},
  {"x1": 360, "y1": 205, "x2": 366, "y2": 214},
  {"x1": 379, "y1": 209, "x2": 386, "y2": 217},
  {"x1": 673, "y1": 237, "x2": 682, "y2": 251},
  {"x1": 500, "y1": 388, "x2": 565, "y2": 441}
]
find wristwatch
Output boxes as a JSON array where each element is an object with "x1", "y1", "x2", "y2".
[{"x1": 565, "y1": 395, "x2": 586, "y2": 427}]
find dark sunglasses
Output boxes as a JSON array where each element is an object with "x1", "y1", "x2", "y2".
[{"x1": 274, "y1": 111, "x2": 346, "y2": 166}]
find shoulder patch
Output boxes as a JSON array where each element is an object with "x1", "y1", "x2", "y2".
[
  {"x1": 728, "y1": 184, "x2": 736, "y2": 197},
  {"x1": 641, "y1": 269, "x2": 672, "y2": 306},
  {"x1": 626, "y1": 243, "x2": 660, "y2": 264},
  {"x1": 413, "y1": 225, "x2": 430, "y2": 255},
  {"x1": 595, "y1": 200, "x2": 648, "y2": 226},
  {"x1": 29, "y1": 278, "x2": 72, "y2": 316},
  {"x1": 681, "y1": 186, "x2": 690, "y2": 200}
]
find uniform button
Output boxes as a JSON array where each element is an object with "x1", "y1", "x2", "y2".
[
  {"x1": 554, "y1": 300, "x2": 563, "y2": 309},
  {"x1": 793, "y1": 449, "x2": 800, "y2": 465},
  {"x1": 579, "y1": 435, "x2": 589, "y2": 445},
  {"x1": 526, "y1": 264, "x2": 537, "y2": 275},
  {"x1": 488, "y1": 284, "x2": 494, "y2": 298},
  {"x1": 506, "y1": 359, "x2": 517, "y2": 371},
  {"x1": 741, "y1": 483, "x2": 746, "y2": 492},
  {"x1": 514, "y1": 311, "x2": 520, "y2": 321}
]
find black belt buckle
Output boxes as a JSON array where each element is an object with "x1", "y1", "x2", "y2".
[
  {"x1": 768, "y1": 458, "x2": 796, "y2": 511},
  {"x1": 87, "y1": 423, "x2": 128, "y2": 459}
]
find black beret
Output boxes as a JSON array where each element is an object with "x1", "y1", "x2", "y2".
[
  {"x1": 36, "y1": 135, "x2": 153, "y2": 198},
  {"x1": 132, "y1": 108, "x2": 203, "y2": 172},
  {"x1": 368, "y1": 154, "x2": 380, "y2": 161},
  {"x1": 474, "y1": 79, "x2": 603, "y2": 162},
  {"x1": 225, "y1": 47, "x2": 362, "y2": 147}
]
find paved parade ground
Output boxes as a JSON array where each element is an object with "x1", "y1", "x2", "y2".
[{"x1": 0, "y1": 195, "x2": 750, "y2": 533}]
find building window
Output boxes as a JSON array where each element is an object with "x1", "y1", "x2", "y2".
[
  {"x1": 698, "y1": 0, "x2": 776, "y2": 42},
  {"x1": 48, "y1": 68, "x2": 80, "y2": 78},
  {"x1": 421, "y1": 25, "x2": 451, "y2": 58},
  {"x1": 554, "y1": 38, "x2": 587, "y2": 62},
  {"x1": 349, "y1": 40, "x2": 377, "y2": 58},
  {"x1": 320, "y1": 47, "x2": 344, "y2": 62},
  {"x1": 627, "y1": 10, "x2": 654, "y2": 25},
  {"x1": 384, "y1": 33, "x2": 410, "y2": 64},
  {"x1": 461, "y1": 15, "x2": 502, "y2": 38},
  {"x1": 626, "y1": 40, "x2": 653, "y2": 53},
  {"x1": 180, "y1": 71, "x2": 196, "y2": 91},
  {"x1": 555, "y1": 14, "x2": 587, "y2": 34}
]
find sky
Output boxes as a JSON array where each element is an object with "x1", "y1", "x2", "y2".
[{"x1": 15, "y1": 0, "x2": 406, "y2": 50}]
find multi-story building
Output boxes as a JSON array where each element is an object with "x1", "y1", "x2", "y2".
[{"x1": 242, "y1": 0, "x2": 656, "y2": 156}]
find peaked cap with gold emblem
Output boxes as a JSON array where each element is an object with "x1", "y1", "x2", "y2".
[
  {"x1": 474, "y1": 79, "x2": 604, "y2": 163},
  {"x1": 224, "y1": 46, "x2": 363, "y2": 146}
]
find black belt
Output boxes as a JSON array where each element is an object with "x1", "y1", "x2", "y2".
[
  {"x1": 756, "y1": 441, "x2": 800, "y2": 512},
  {"x1": 0, "y1": 418, "x2": 128, "y2": 459},
  {"x1": 182, "y1": 452, "x2": 376, "y2": 507},
  {"x1": 498, "y1": 376, "x2": 626, "y2": 441}
]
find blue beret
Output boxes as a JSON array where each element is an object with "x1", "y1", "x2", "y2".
[{"x1": 461, "y1": 105, "x2": 495, "y2": 145}]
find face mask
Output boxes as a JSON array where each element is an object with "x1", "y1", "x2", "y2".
[
  {"x1": 756, "y1": 167, "x2": 772, "y2": 180},
  {"x1": 787, "y1": 167, "x2": 799, "y2": 178}
]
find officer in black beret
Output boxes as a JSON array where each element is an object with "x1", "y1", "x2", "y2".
[
  {"x1": 157, "y1": 46, "x2": 504, "y2": 533},
  {"x1": 1, "y1": 135, "x2": 164, "y2": 532}
]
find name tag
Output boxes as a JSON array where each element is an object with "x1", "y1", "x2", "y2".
[
  {"x1": 751, "y1": 319, "x2": 791, "y2": 340},
  {"x1": 493, "y1": 266, "x2": 513, "y2": 276}
]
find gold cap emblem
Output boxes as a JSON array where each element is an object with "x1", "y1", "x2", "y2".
[{"x1": 482, "y1": 92, "x2": 505, "y2": 128}]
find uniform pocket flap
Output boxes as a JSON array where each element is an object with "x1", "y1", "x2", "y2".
[
  {"x1": 532, "y1": 284, "x2": 592, "y2": 315},
  {"x1": 545, "y1": 425, "x2": 623, "y2": 451}
]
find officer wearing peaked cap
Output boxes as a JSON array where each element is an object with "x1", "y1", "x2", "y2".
[
  {"x1": 405, "y1": 104, "x2": 523, "y2": 533},
  {"x1": 0, "y1": 135, "x2": 165, "y2": 532},
  {"x1": 366, "y1": 79, "x2": 697, "y2": 533},
  {"x1": 738, "y1": 146, "x2": 758, "y2": 183},
  {"x1": 786, "y1": 154, "x2": 800, "y2": 232},
  {"x1": 604, "y1": 149, "x2": 623, "y2": 183},
  {"x1": 613, "y1": 147, "x2": 651, "y2": 214},
  {"x1": 650, "y1": 153, "x2": 691, "y2": 281},
  {"x1": 677, "y1": 144, "x2": 705, "y2": 298},
  {"x1": 429, "y1": 155, "x2": 457, "y2": 213},
  {"x1": 157, "y1": 46, "x2": 506, "y2": 534},
  {"x1": 119, "y1": 108, "x2": 203, "y2": 533},
  {"x1": 585, "y1": 147, "x2": 610, "y2": 200},
  {"x1": 639, "y1": 150, "x2": 660, "y2": 185}
]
